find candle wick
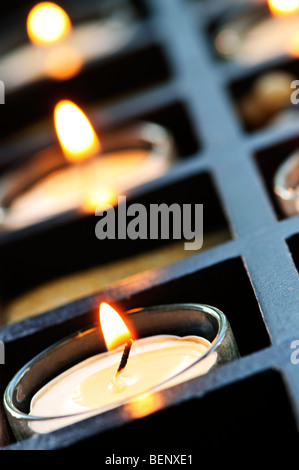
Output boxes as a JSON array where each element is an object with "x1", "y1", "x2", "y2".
[
  {"x1": 111, "y1": 339, "x2": 133, "y2": 393},
  {"x1": 116, "y1": 338, "x2": 134, "y2": 376}
]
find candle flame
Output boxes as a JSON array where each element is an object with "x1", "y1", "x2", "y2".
[
  {"x1": 27, "y1": 2, "x2": 72, "y2": 46},
  {"x1": 99, "y1": 303, "x2": 132, "y2": 350},
  {"x1": 54, "y1": 100, "x2": 101, "y2": 162},
  {"x1": 268, "y1": 0, "x2": 299, "y2": 15}
]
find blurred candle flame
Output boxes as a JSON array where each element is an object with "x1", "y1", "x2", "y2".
[
  {"x1": 99, "y1": 303, "x2": 132, "y2": 351},
  {"x1": 54, "y1": 100, "x2": 101, "y2": 162},
  {"x1": 27, "y1": 2, "x2": 72, "y2": 46},
  {"x1": 268, "y1": 0, "x2": 299, "y2": 15}
]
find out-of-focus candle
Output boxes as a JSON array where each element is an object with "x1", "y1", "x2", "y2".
[
  {"x1": 0, "y1": 2, "x2": 138, "y2": 90},
  {"x1": 237, "y1": 70, "x2": 296, "y2": 130},
  {"x1": 214, "y1": 0, "x2": 299, "y2": 65},
  {"x1": 29, "y1": 303, "x2": 216, "y2": 433},
  {"x1": 0, "y1": 102, "x2": 174, "y2": 230}
]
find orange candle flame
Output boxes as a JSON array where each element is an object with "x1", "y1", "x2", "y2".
[
  {"x1": 268, "y1": 0, "x2": 299, "y2": 15},
  {"x1": 27, "y1": 2, "x2": 72, "y2": 46},
  {"x1": 99, "y1": 303, "x2": 133, "y2": 350},
  {"x1": 54, "y1": 100, "x2": 101, "y2": 163}
]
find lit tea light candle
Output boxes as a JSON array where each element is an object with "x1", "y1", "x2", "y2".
[
  {"x1": 4, "y1": 303, "x2": 238, "y2": 439},
  {"x1": 0, "y1": 101, "x2": 174, "y2": 230},
  {"x1": 214, "y1": 0, "x2": 299, "y2": 65},
  {"x1": 28, "y1": 304, "x2": 215, "y2": 432},
  {"x1": 0, "y1": 2, "x2": 139, "y2": 89}
]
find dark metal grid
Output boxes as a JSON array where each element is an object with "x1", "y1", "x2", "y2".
[{"x1": 0, "y1": 0, "x2": 299, "y2": 451}]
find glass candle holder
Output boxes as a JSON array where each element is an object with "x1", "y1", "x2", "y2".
[{"x1": 4, "y1": 303, "x2": 239, "y2": 441}]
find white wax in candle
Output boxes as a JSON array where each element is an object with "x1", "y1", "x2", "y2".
[
  {"x1": 2, "y1": 147, "x2": 170, "y2": 230},
  {"x1": 29, "y1": 335, "x2": 217, "y2": 433}
]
